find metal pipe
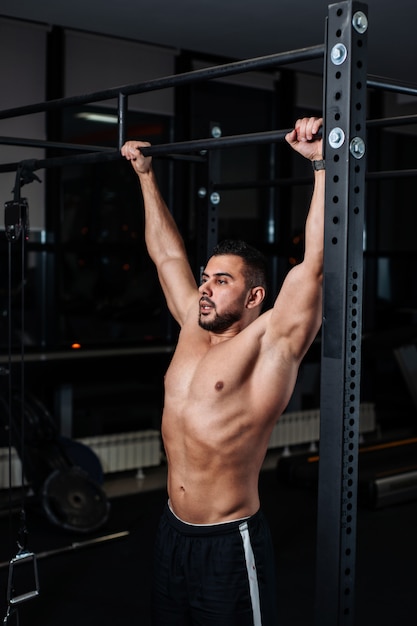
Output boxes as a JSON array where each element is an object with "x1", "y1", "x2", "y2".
[
  {"x1": 0, "y1": 128, "x2": 291, "y2": 156},
  {"x1": 367, "y1": 74, "x2": 417, "y2": 97},
  {"x1": 0, "y1": 45, "x2": 324, "y2": 121},
  {"x1": 0, "y1": 532, "x2": 130, "y2": 569},
  {"x1": 0, "y1": 136, "x2": 112, "y2": 152},
  {"x1": 0, "y1": 150, "x2": 121, "y2": 174},
  {"x1": 118, "y1": 93, "x2": 127, "y2": 150},
  {"x1": 1, "y1": 128, "x2": 293, "y2": 173},
  {"x1": 2, "y1": 140, "x2": 416, "y2": 182},
  {"x1": 139, "y1": 128, "x2": 292, "y2": 157},
  {"x1": 3, "y1": 111, "x2": 417, "y2": 155},
  {"x1": 1, "y1": 128, "x2": 416, "y2": 182},
  {"x1": 367, "y1": 113, "x2": 417, "y2": 129},
  {"x1": 366, "y1": 168, "x2": 417, "y2": 180},
  {"x1": 214, "y1": 176, "x2": 312, "y2": 190},
  {"x1": 215, "y1": 168, "x2": 417, "y2": 192},
  {"x1": 0, "y1": 151, "x2": 206, "y2": 174},
  {"x1": 3, "y1": 107, "x2": 417, "y2": 155}
]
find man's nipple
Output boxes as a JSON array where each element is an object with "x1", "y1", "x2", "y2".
[{"x1": 215, "y1": 381, "x2": 224, "y2": 391}]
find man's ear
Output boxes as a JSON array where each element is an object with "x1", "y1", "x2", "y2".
[{"x1": 246, "y1": 286, "x2": 265, "y2": 309}]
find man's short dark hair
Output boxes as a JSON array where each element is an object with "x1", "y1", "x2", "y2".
[{"x1": 211, "y1": 239, "x2": 268, "y2": 292}]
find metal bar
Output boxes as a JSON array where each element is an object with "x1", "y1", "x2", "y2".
[
  {"x1": 9, "y1": 149, "x2": 121, "y2": 172},
  {"x1": 367, "y1": 74, "x2": 417, "y2": 97},
  {"x1": 0, "y1": 45, "x2": 325, "y2": 121},
  {"x1": 0, "y1": 151, "x2": 206, "y2": 175},
  {"x1": 366, "y1": 168, "x2": 417, "y2": 180},
  {"x1": 204, "y1": 125, "x2": 221, "y2": 264},
  {"x1": 0, "y1": 128, "x2": 292, "y2": 174},
  {"x1": 367, "y1": 113, "x2": 417, "y2": 129},
  {"x1": 139, "y1": 128, "x2": 291, "y2": 156},
  {"x1": 0, "y1": 532, "x2": 130, "y2": 569},
  {"x1": 2, "y1": 151, "x2": 415, "y2": 185},
  {"x1": 118, "y1": 93, "x2": 127, "y2": 150},
  {"x1": 215, "y1": 167, "x2": 417, "y2": 191},
  {"x1": 315, "y1": 2, "x2": 368, "y2": 625},
  {"x1": 213, "y1": 176, "x2": 311, "y2": 190},
  {"x1": 3, "y1": 110, "x2": 417, "y2": 156},
  {"x1": 0, "y1": 136, "x2": 112, "y2": 152},
  {"x1": 0, "y1": 345, "x2": 175, "y2": 364}
]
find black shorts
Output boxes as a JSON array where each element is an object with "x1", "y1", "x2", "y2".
[{"x1": 151, "y1": 502, "x2": 278, "y2": 626}]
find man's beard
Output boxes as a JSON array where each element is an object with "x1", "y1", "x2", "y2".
[{"x1": 198, "y1": 305, "x2": 242, "y2": 332}]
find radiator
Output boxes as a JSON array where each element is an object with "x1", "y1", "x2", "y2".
[
  {"x1": 77, "y1": 429, "x2": 161, "y2": 474},
  {"x1": 0, "y1": 447, "x2": 25, "y2": 489},
  {"x1": 0, "y1": 429, "x2": 161, "y2": 489},
  {"x1": 268, "y1": 402, "x2": 376, "y2": 450},
  {"x1": 0, "y1": 406, "x2": 375, "y2": 489}
]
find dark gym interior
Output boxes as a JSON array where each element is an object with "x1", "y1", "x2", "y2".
[{"x1": 0, "y1": 1, "x2": 416, "y2": 625}]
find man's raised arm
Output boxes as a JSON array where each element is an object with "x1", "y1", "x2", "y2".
[
  {"x1": 267, "y1": 117, "x2": 324, "y2": 363},
  {"x1": 285, "y1": 117, "x2": 324, "y2": 279},
  {"x1": 121, "y1": 141, "x2": 197, "y2": 326}
]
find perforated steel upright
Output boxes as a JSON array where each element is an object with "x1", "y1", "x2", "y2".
[
  {"x1": 315, "y1": 2, "x2": 368, "y2": 625},
  {"x1": 197, "y1": 122, "x2": 222, "y2": 274}
]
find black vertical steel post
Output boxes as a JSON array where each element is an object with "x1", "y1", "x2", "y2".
[
  {"x1": 314, "y1": 2, "x2": 368, "y2": 625},
  {"x1": 197, "y1": 123, "x2": 221, "y2": 275},
  {"x1": 118, "y1": 93, "x2": 127, "y2": 150}
]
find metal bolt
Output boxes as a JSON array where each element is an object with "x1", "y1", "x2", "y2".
[
  {"x1": 349, "y1": 137, "x2": 366, "y2": 159},
  {"x1": 328, "y1": 127, "x2": 346, "y2": 149},
  {"x1": 198, "y1": 187, "x2": 207, "y2": 199},
  {"x1": 210, "y1": 192, "x2": 221, "y2": 205},
  {"x1": 352, "y1": 11, "x2": 368, "y2": 34},
  {"x1": 211, "y1": 126, "x2": 222, "y2": 139},
  {"x1": 330, "y1": 43, "x2": 348, "y2": 66}
]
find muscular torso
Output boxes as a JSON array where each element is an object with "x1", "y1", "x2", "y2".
[{"x1": 162, "y1": 312, "x2": 299, "y2": 524}]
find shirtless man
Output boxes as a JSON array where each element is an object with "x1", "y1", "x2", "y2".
[{"x1": 121, "y1": 116, "x2": 324, "y2": 626}]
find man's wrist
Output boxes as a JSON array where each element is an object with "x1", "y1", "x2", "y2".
[{"x1": 311, "y1": 159, "x2": 325, "y2": 171}]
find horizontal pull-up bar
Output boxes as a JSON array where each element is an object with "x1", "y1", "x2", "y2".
[
  {"x1": 2, "y1": 111, "x2": 416, "y2": 177},
  {"x1": 4, "y1": 116, "x2": 415, "y2": 177},
  {"x1": 139, "y1": 128, "x2": 293, "y2": 157},
  {"x1": 0, "y1": 45, "x2": 324, "y2": 122},
  {"x1": 0, "y1": 128, "x2": 294, "y2": 174},
  {"x1": 1, "y1": 112, "x2": 415, "y2": 159}
]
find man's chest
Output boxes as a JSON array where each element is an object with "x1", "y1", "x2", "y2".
[{"x1": 164, "y1": 337, "x2": 257, "y2": 403}]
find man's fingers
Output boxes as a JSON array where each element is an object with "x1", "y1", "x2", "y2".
[{"x1": 293, "y1": 117, "x2": 322, "y2": 142}]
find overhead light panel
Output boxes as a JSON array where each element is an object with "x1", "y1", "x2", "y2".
[{"x1": 76, "y1": 112, "x2": 118, "y2": 124}]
